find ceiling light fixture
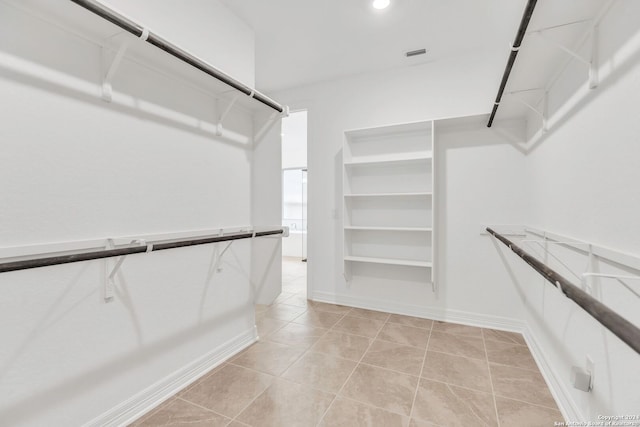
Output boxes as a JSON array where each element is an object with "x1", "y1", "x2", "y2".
[{"x1": 372, "y1": 0, "x2": 390, "y2": 10}]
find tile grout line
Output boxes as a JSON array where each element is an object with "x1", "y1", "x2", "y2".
[
  {"x1": 232, "y1": 280, "x2": 310, "y2": 427},
  {"x1": 173, "y1": 396, "x2": 234, "y2": 423},
  {"x1": 304, "y1": 302, "x2": 357, "y2": 426},
  {"x1": 408, "y1": 319, "x2": 433, "y2": 422},
  {"x1": 482, "y1": 328, "x2": 502, "y2": 427},
  {"x1": 253, "y1": 292, "x2": 355, "y2": 427},
  {"x1": 315, "y1": 311, "x2": 391, "y2": 425},
  {"x1": 490, "y1": 394, "x2": 564, "y2": 412},
  {"x1": 409, "y1": 373, "x2": 495, "y2": 396}
]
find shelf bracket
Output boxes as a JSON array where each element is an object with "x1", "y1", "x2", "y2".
[
  {"x1": 216, "y1": 94, "x2": 240, "y2": 136},
  {"x1": 534, "y1": 25, "x2": 599, "y2": 89},
  {"x1": 212, "y1": 228, "x2": 235, "y2": 274},
  {"x1": 104, "y1": 238, "x2": 150, "y2": 302},
  {"x1": 101, "y1": 29, "x2": 149, "y2": 102},
  {"x1": 507, "y1": 89, "x2": 548, "y2": 132},
  {"x1": 254, "y1": 106, "x2": 290, "y2": 144}
]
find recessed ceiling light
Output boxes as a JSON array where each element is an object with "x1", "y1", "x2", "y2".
[{"x1": 372, "y1": 0, "x2": 390, "y2": 10}]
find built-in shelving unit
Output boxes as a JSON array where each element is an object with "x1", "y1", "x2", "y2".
[{"x1": 343, "y1": 120, "x2": 435, "y2": 288}]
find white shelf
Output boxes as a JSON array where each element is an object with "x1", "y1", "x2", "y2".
[
  {"x1": 344, "y1": 256, "x2": 432, "y2": 268},
  {"x1": 344, "y1": 192, "x2": 432, "y2": 197},
  {"x1": 344, "y1": 152, "x2": 432, "y2": 167},
  {"x1": 345, "y1": 226, "x2": 432, "y2": 232}
]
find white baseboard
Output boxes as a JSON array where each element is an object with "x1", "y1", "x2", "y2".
[
  {"x1": 311, "y1": 291, "x2": 524, "y2": 332},
  {"x1": 523, "y1": 326, "x2": 582, "y2": 422},
  {"x1": 83, "y1": 326, "x2": 258, "y2": 427}
]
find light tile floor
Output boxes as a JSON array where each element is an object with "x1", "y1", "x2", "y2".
[{"x1": 132, "y1": 257, "x2": 562, "y2": 426}]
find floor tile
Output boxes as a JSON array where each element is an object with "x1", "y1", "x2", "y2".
[
  {"x1": 427, "y1": 331, "x2": 486, "y2": 360},
  {"x1": 282, "y1": 351, "x2": 357, "y2": 393},
  {"x1": 333, "y1": 315, "x2": 385, "y2": 338},
  {"x1": 412, "y1": 379, "x2": 497, "y2": 427},
  {"x1": 362, "y1": 339, "x2": 425, "y2": 376},
  {"x1": 387, "y1": 314, "x2": 433, "y2": 330},
  {"x1": 135, "y1": 398, "x2": 230, "y2": 426},
  {"x1": 130, "y1": 397, "x2": 176, "y2": 426},
  {"x1": 133, "y1": 257, "x2": 562, "y2": 427},
  {"x1": 255, "y1": 315, "x2": 287, "y2": 338},
  {"x1": 482, "y1": 328, "x2": 526, "y2": 345},
  {"x1": 292, "y1": 309, "x2": 345, "y2": 328},
  {"x1": 341, "y1": 364, "x2": 418, "y2": 416},
  {"x1": 490, "y1": 364, "x2": 558, "y2": 408},
  {"x1": 432, "y1": 321, "x2": 483, "y2": 338},
  {"x1": 231, "y1": 341, "x2": 305, "y2": 376},
  {"x1": 348, "y1": 307, "x2": 391, "y2": 321},
  {"x1": 307, "y1": 300, "x2": 353, "y2": 314},
  {"x1": 408, "y1": 418, "x2": 440, "y2": 426},
  {"x1": 377, "y1": 322, "x2": 430, "y2": 348},
  {"x1": 421, "y1": 351, "x2": 492, "y2": 392},
  {"x1": 283, "y1": 293, "x2": 308, "y2": 308},
  {"x1": 178, "y1": 364, "x2": 273, "y2": 418},
  {"x1": 320, "y1": 397, "x2": 409, "y2": 427},
  {"x1": 271, "y1": 292, "x2": 295, "y2": 305},
  {"x1": 485, "y1": 339, "x2": 538, "y2": 370},
  {"x1": 266, "y1": 322, "x2": 327, "y2": 349},
  {"x1": 236, "y1": 379, "x2": 335, "y2": 427},
  {"x1": 495, "y1": 396, "x2": 563, "y2": 426},
  {"x1": 262, "y1": 303, "x2": 307, "y2": 321},
  {"x1": 311, "y1": 330, "x2": 372, "y2": 361}
]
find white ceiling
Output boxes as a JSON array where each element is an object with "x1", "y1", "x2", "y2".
[{"x1": 221, "y1": 0, "x2": 529, "y2": 93}]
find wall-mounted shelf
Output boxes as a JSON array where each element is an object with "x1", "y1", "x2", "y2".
[
  {"x1": 344, "y1": 192, "x2": 432, "y2": 198},
  {"x1": 344, "y1": 152, "x2": 432, "y2": 167},
  {"x1": 343, "y1": 120, "x2": 436, "y2": 288},
  {"x1": 344, "y1": 256, "x2": 432, "y2": 268},
  {"x1": 3, "y1": 0, "x2": 282, "y2": 115},
  {"x1": 344, "y1": 226, "x2": 432, "y2": 232}
]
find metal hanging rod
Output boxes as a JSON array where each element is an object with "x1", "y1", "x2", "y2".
[
  {"x1": 486, "y1": 227, "x2": 640, "y2": 355},
  {"x1": 487, "y1": 0, "x2": 538, "y2": 127},
  {"x1": 0, "y1": 228, "x2": 285, "y2": 274},
  {"x1": 69, "y1": 0, "x2": 284, "y2": 113}
]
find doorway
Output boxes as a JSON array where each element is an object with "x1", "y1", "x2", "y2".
[{"x1": 281, "y1": 110, "x2": 308, "y2": 297}]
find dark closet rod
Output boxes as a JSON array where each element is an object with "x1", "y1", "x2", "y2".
[
  {"x1": 487, "y1": 228, "x2": 640, "y2": 355},
  {"x1": 487, "y1": 0, "x2": 538, "y2": 127},
  {"x1": 0, "y1": 229, "x2": 285, "y2": 274},
  {"x1": 69, "y1": 0, "x2": 284, "y2": 113}
]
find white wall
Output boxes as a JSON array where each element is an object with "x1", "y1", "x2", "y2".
[
  {"x1": 251, "y1": 110, "x2": 283, "y2": 305},
  {"x1": 515, "y1": 0, "x2": 640, "y2": 420},
  {"x1": 0, "y1": 1, "x2": 265, "y2": 425},
  {"x1": 271, "y1": 50, "x2": 529, "y2": 327},
  {"x1": 282, "y1": 110, "x2": 307, "y2": 169}
]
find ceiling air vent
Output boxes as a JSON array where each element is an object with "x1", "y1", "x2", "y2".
[{"x1": 405, "y1": 48, "x2": 427, "y2": 57}]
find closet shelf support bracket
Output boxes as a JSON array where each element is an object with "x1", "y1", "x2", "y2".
[
  {"x1": 211, "y1": 229, "x2": 233, "y2": 273},
  {"x1": 534, "y1": 27, "x2": 599, "y2": 89},
  {"x1": 216, "y1": 94, "x2": 241, "y2": 137},
  {"x1": 104, "y1": 238, "x2": 151, "y2": 302},
  {"x1": 101, "y1": 28, "x2": 150, "y2": 102},
  {"x1": 254, "y1": 106, "x2": 290, "y2": 144},
  {"x1": 507, "y1": 89, "x2": 548, "y2": 132}
]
